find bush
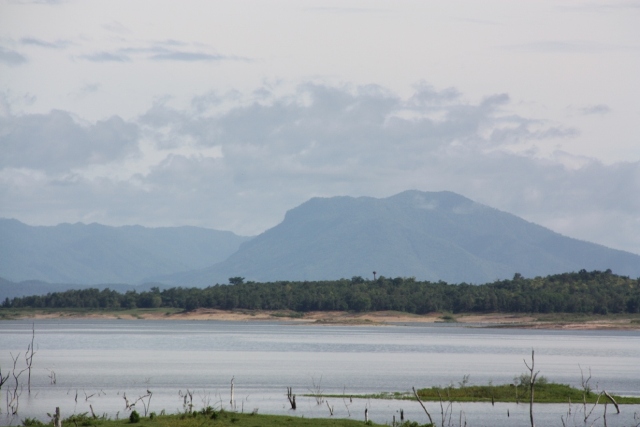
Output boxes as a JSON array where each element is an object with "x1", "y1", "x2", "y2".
[
  {"x1": 21, "y1": 418, "x2": 46, "y2": 426},
  {"x1": 517, "y1": 373, "x2": 548, "y2": 386},
  {"x1": 129, "y1": 410, "x2": 140, "y2": 423}
]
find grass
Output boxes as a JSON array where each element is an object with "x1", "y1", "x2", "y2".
[
  {"x1": 414, "y1": 383, "x2": 640, "y2": 404},
  {"x1": 323, "y1": 382, "x2": 640, "y2": 405},
  {"x1": 21, "y1": 409, "x2": 392, "y2": 427}
]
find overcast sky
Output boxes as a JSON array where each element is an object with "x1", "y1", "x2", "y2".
[{"x1": 1, "y1": 0, "x2": 639, "y2": 255}]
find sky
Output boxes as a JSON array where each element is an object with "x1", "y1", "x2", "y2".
[{"x1": 1, "y1": 0, "x2": 639, "y2": 256}]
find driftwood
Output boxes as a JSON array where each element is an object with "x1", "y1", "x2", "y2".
[{"x1": 412, "y1": 386, "x2": 434, "y2": 426}]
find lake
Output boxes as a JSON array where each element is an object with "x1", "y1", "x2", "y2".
[{"x1": 1, "y1": 319, "x2": 639, "y2": 426}]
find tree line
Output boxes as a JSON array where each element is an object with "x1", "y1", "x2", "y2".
[{"x1": 3, "y1": 269, "x2": 640, "y2": 315}]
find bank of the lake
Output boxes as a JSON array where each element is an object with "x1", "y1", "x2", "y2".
[{"x1": 2, "y1": 307, "x2": 640, "y2": 330}]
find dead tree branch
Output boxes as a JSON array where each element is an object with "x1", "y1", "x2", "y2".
[
  {"x1": 8, "y1": 352, "x2": 27, "y2": 415},
  {"x1": 326, "y1": 400, "x2": 334, "y2": 416},
  {"x1": 230, "y1": 376, "x2": 235, "y2": 409},
  {"x1": 178, "y1": 389, "x2": 193, "y2": 413},
  {"x1": 412, "y1": 386, "x2": 434, "y2": 426},
  {"x1": 524, "y1": 349, "x2": 540, "y2": 427},
  {"x1": 309, "y1": 375, "x2": 324, "y2": 405},
  {"x1": 602, "y1": 390, "x2": 620, "y2": 414},
  {"x1": 53, "y1": 407, "x2": 62, "y2": 427},
  {"x1": 25, "y1": 323, "x2": 36, "y2": 394},
  {"x1": 0, "y1": 363, "x2": 9, "y2": 414},
  {"x1": 341, "y1": 386, "x2": 352, "y2": 417},
  {"x1": 286, "y1": 387, "x2": 296, "y2": 410}
]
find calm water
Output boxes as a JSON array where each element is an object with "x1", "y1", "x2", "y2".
[{"x1": 1, "y1": 319, "x2": 639, "y2": 426}]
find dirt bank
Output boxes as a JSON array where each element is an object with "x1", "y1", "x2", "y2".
[{"x1": 11, "y1": 309, "x2": 639, "y2": 330}]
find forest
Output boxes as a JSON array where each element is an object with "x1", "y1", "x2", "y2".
[{"x1": 3, "y1": 270, "x2": 640, "y2": 315}]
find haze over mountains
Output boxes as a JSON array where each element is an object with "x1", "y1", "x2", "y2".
[{"x1": 2, "y1": 190, "x2": 640, "y2": 299}]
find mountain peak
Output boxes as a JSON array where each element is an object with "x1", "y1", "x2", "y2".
[{"x1": 172, "y1": 191, "x2": 640, "y2": 286}]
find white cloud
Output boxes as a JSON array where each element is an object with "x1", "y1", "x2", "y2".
[
  {"x1": 1, "y1": 83, "x2": 638, "y2": 255},
  {"x1": 0, "y1": 109, "x2": 139, "y2": 172}
]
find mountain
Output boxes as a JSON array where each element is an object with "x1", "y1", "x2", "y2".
[
  {"x1": 0, "y1": 219, "x2": 252, "y2": 285},
  {"x1": 160, "y1": 190, "x2": 640, "y2": 285}
]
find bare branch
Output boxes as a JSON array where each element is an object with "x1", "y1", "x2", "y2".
[
  {"x1": 25, "y1": 323, "x2": 36, "y2": 394},
  {"x1": 602, "y1": 390, "x2": 620, "y2": 414},
  {"x1": 525, "y1": 349, "x2": 539, "y2": 427},
  {"x1": 412, "y1": 386, "x2": 434, "y2": 426},
  {"x1": 286, "y1": 387, "x2": 296, "y2": 410}
]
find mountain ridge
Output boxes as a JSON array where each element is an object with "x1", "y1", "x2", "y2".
[
  {"x1": 3, "y1": 190, "x2": 639, "y2": 289},
  {"x1": 0, "y1": 219, "x2": 252, "y2": 285},
  {"x1": 155, "y1": 190, "x2": 640, "y2": 286}
]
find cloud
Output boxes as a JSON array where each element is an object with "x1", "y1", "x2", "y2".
[
  {"x1": 102, "y1": 21, "x2": 131, "y2": 35},
  {"x1": 79, "y1": 83, "x2": 101, "y2": 94},
  {"x1": 580, "y1": 104, "x2": 612, "y2": 115},
  {"x1": 0, "y1": 47, "x2": 27, "y2": 66},
  {"x1": 77, "y1": 51, "x2": 131, "y2": 62},
  {"x1": 500, "y1": 40, "x2": 628, "y2": 53},
  {"x1": 20, "y1": 37, "x2": 71, "y2": 49},
  {"x1": 1, "y1": 83, "x2": 638, "y2": 255},
  {"x1": 0, "y1": 110, "x2": 139, "y2": 172},
  {"x1": 77, "y1": 41, "x2": 250, "y2": 63},
  {"x1": 9, "y1": 0, "x2": 64, "y2": 4},
  {"x1": 148, "y1": 51, "x2": 234, "y2": 62},
  {"x1": 304, "y1": 6, "x2": 388, "y2": 14}
]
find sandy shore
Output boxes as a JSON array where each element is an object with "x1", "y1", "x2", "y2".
[{"x1": 13, "y1": 309, "x2": 640, "y2": 330}]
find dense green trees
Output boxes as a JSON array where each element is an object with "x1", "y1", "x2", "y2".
[{"x1": 3, "y1": 270, "x2": 640, "y2": 315}]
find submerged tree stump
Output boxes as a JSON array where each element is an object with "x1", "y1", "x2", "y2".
[{"x1": 53, "y1": 407, "x2": 61, "y2": 427}]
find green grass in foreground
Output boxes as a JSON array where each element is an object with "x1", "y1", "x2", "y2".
[
  {"x1": 324, "y1": 383, "x2": 640, "y2": 405},
  {"x1": 21, "y1": 409, "x2": 397, "y2": 427}
]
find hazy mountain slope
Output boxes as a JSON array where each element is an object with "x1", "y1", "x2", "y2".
[
  {"x1": 163, "y1": 190, "x2": 640, "y2": 285},
  {"x1": 0, "y1": 219, "x2": 252, "y2": 284}
]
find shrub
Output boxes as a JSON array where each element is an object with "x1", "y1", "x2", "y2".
[
  {"x1": 21, "y1": 418, "x2": 46, "y2": 426},
  {"x1": 129, "y1": 410, "x2": 140, "y2": 423}
]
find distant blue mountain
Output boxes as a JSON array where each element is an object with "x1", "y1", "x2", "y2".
[
  {"x1": 0, "y1": 219, "x2": 251, "y2": 285},
  {"x1": 158, "y1": 190, "x2": 640, "y2": 285}
]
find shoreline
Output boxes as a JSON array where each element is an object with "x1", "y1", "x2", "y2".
[{"x1": 3, "y1": 308, "x2": 640, "y2": 330}]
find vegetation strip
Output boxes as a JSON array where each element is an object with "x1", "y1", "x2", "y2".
[
  {"x1": 3, "y1": 270, "x2": 640, "y2": 317},
  {"x1": 21, "y1": 409, "x2": 391, "y2": 427},
  {"x1": 326, "y1": 382, "x2": 640, "y2": 404}
]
